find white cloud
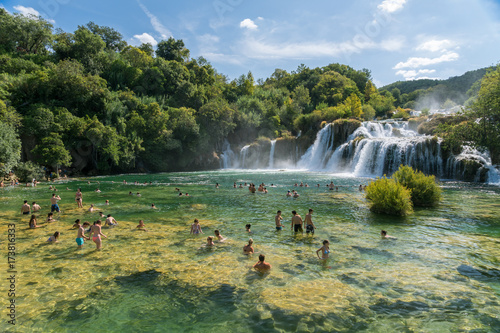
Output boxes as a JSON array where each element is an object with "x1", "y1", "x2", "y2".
[
  {"x1": 416, "y1": 39, "x2": 454, "y2": 53},
  {"x1": 203, "y1": 53, "x2": 243, "y2": 66},
  {"x1": 240, "y1": 19, "x2": 258, "y2": 30},
  {"x1": 13, "y1": 5, "x2": 40, "y2": 17},
  {"x1": 396, "y1": 69, "x2": 436, "y2": 80},
  {"x1": 132, "y1": 33, "x2": 158, "y2": 46},
  {"x1": 13, "y1": 5, "x2": 55, "y2": 24},
  {"x1": 380, "y1": 37, "x2": 405, "y2": 51},
  {"x1": 197, "y1": 34, "x2": 220, "y2": 53},
  {"x1": 377, "y1": 0, "x2": 407, "y2": 13},
  {"x1": 394, "y1": 52, "x2": 459, "y2": 69},
  {"x1": 137, "y1": 0, "x2": 171, "y2": 39}
]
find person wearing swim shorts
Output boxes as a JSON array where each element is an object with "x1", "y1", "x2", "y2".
[
  {"x1": 91, "y1": 220, "x2": 107, "y2": 250},
  {"x1": 304, "y1": 209, "x2": 316, "y2": 235},
  {"x1": 275, "y1": 210, "x2": 284, "y2": 230},
  {"x1": 316, "y1": 240, "x2": 330, "y2": 260},
  {"x1": 76, "y1": 222, "x2": 90, "y2": 249},
  {"x1": 21, "y1": 200, "x2": 31, "y2": 215},
  {"x1": 50, "y1": 194, "x2": 61, "y2": 212},
  {"x1": 291, "y1": 210, "x2": 303, "y2": 233},
  {"x1": 105, "y1": 214, "x2": 118, "y2": 226}
]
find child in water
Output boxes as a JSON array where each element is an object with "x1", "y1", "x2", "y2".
[
  {"x1": 47, "y1": 231, "x2": 60, "y2": 243},
  {"x1": 206, "y1": 236, "x2": 215, "y2": 246}
]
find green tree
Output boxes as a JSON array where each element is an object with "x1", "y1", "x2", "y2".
[
  {"x1": 86, "y1": 21, "x2": 126, "y2": 52},
  {"x1": 156, "y1": 38, "x2": 190, "y2": 62},
  {"x1": 31, "y1": 133, "x2": 72, "y2": 176},
  {"x1": 0, "y1": 122, "x2": 21, "y2": 174}
]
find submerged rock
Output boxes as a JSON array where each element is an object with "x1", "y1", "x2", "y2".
[
  {"x1": 370, "y1": 299, "x2": 430, "y2": 315},
  {"x1": 457, "y1": 264, "x2": 500, "y2": 281}
]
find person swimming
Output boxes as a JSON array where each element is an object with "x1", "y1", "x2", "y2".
[
  {"x1": 136, "y1": 220, "x2": 148, "y2": 231},
  {"x1": 253, "y1": 254, "x2": 271, "y2": 273},
  {"x1": 206, "y1": 236, "x2": 214, "y2": 246},
  {"x1": 47, "y1": 231, "x2": 60, "y2": 243},
  {"x1": 214, "y1": 229, "x2": 225, "y2": 242},
  {"x1": 381, "y1": 230, "x2": 397, "y2": 239},
  {"x1": 243, "y1": 239, "x2": 254, "y2": 254},
  {"x1": 245, "y1": 224, "x2": 252, "y2": 233}
]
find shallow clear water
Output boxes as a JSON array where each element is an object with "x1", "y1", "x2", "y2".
[{"x1": 1, "y1": 170, "x2": 499, "y2": 332}]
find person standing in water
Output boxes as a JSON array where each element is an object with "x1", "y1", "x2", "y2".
[
  {"x1": 190, "y1": 219, "x2": 203, "y2": 234},
  {"x1": 304, "y1": 209, "x2": 316, "y2": 235},
  {"x1": 253, "y1": 254, "x2": 271, "y2": 273},
  {"x1": 21, "y1": 200, "x2": 31, "y2": 215},
  {"x1": 76, "y1": 222, "x2": 91, "y2": 249},
  {"x1": 316, "y1": 240, "x2": 330, "y2": 260},
  {"x1": 75, "y1": 188, "x2": 83, "y2": 208},
  {"x1": 91, "y1": 220, "x2": 107, "y2": 250},
  {"x1": 275, "y1": 210, "x2": 284, "y2": 230},
  {"x1": 291, "y1": 210, "x2": 303, "y2": 233},
  {"x1": 50, "y1": 193, "x2": 61, "y2": 213}
]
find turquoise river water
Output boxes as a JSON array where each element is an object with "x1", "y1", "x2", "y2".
[{"x1": 1, "y1": 170, "x2": 499, "y2": 332}]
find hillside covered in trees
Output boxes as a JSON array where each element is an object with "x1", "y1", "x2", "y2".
[
  {"x1": 0, "y1": 9, "x2": 498, "y2": 179},
  {"x1": 381, "y1": 67, "x2": 493, "y2": 110}
]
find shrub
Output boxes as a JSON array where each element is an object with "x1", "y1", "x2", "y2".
[
  {"x1": 365, "y1": 177, "x2": 413, "y2": 216},
  {"x1": 14, "y1": 161, "x2": 44, "y2": 183},
  {"x1": 392, "y1": 165, "x2": 442, "y2": 207}
]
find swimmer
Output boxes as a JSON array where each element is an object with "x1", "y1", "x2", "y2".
[
  {"x1": 214, "y1": 229, "x2": 225, "y2": 242},
  {"x1": 105, "y1": 214, "x2": 118, "y2": 226},
  {"x1": 136, "y1": 192, "x2": 141, "y2": 197},
  {"x1": 151, "y1": 203, "x2": 157, "y2": 209},
  {"x1": 95, "y1": 188, "x2": 101, "y2": 193},
  {"x1": 359, "y1": 184, "x2": 363, "y2": 191},
  {"x1": 72, "y1": 219, "x2": 82, "y2": 228},
  {"x1": 47, "y1": 231, "x2": 60, "y2": 243},
  {"x1": 275, "y1": 210, "x2": 284, "y2": 230},
  {"x1": 263, "y1": 187, "x2": 268, "y2": 194},
  {"x1": 99, "y1": 212, "x2": 104, "y2": 218},
  {"x1": 286, "y1": 190, "x2": 292, "y2": 197},
  {"x1": 243, "y1": 239, "x2": 254, "y2": 254},
  {"x1": 293, "y1": 191, "x2": 300, "y2": 198},
  {"x1": 253, "y1": 254, "x2": 271, "y2": 273},
  {"x1": 206, "y1": 236, "x2": 214, "y2": 246},
  {"x1": 239, "y1": 183, "x2": 243, "y2": 188},
  {"x1": 29, "y1": 214, "x2": 42, "y2": 228},
  {"x1": 233, "y1": 182, "x2": 237, "y2": 188},
  {"x1": 50, "y1": 193, "x2": 61, "y2": 213},
  {"x1": 46, "y1": 212, "x2": 55, "y2": 222},
  {"x1": 91, "y1": 220, "x2": 107, "y2": 250},
  {"x1": 216, "y1": 183, "x2": 219, "y2": 189},
  {"x1": 316, "y1": 240, "x2": 330, "y2": 260},
  {"x1": 105, "y1": 200, "x2": 109, "y2": 205},
  {"x1": 32, "y1": 201, "x2": 41, "y2": 212},
  {"x1": 129, "y1": 192, "x2": 133, "y2": 195},
  {"x1": 245, "y1": 224, "x2": 252, "y2": 233},
  {"x1": 381, "y1": 230, "x2": 397, "y2": 239},
  {"x1": 136, "y1": 220, "x2": 148, "y2": 231},
  {"x1": 76, "y1": 223, "x2": 90, "y2": 249},
  {"x1": 304, "y1": 209, "x2": 316, "y2": 234},
  {"x1": 88, "y1": 204, "x2": 96, "y2": 213},
  {"x1": 190, "y1": 219, "x2": 203, "y2": 234},
  {"x1": 179, "y1": 192, "x2": 183, "y2": 196},
  {"x1": 291, "y1": 210, "x2": 303, "y2": 233},
  {"x1": 21, "y1": 200, "x2": 31, "y2": 215}
]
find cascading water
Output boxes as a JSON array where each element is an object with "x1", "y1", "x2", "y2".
[
  {"x1": 297, "y1": 124, "x2": 334, "y2": 170},
  {"x1": 219, "y1": 140, "x2": 235, "y2": 169},
  {"x1": 268, "y1": 140, "x2": 277, "y2": 169},
  {"x1": 239, "y1": 145, "x2": 250, "y2": 169},
  {"x1": 221, "y1": 120, "x2": 499, "y2": 184}
]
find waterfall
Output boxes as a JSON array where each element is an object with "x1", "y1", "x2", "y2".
[
  {"x1": 240, "y1": 145, "x2": 250, "y2": 169},
  {"x1": 297, "y1": 124, "x2": 334, "y2": 170},
  {"x1": 219, "y1": 140, "x2": 235, "y2": 169},
  {"x1": 268, "y1": 140, "x2": 277, "y2": 169},
  {"x1": 219, "y1": 119, "x2": 499, "y2": 184}
]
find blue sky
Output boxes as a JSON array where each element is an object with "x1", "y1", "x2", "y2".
[{"x1": 2, "y1": 0, "x2": 500, "y2": 86}]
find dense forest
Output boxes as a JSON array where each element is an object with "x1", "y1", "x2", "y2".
[{"x1": 0, "y1": 9, "x2": 498, "y2": 179}]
